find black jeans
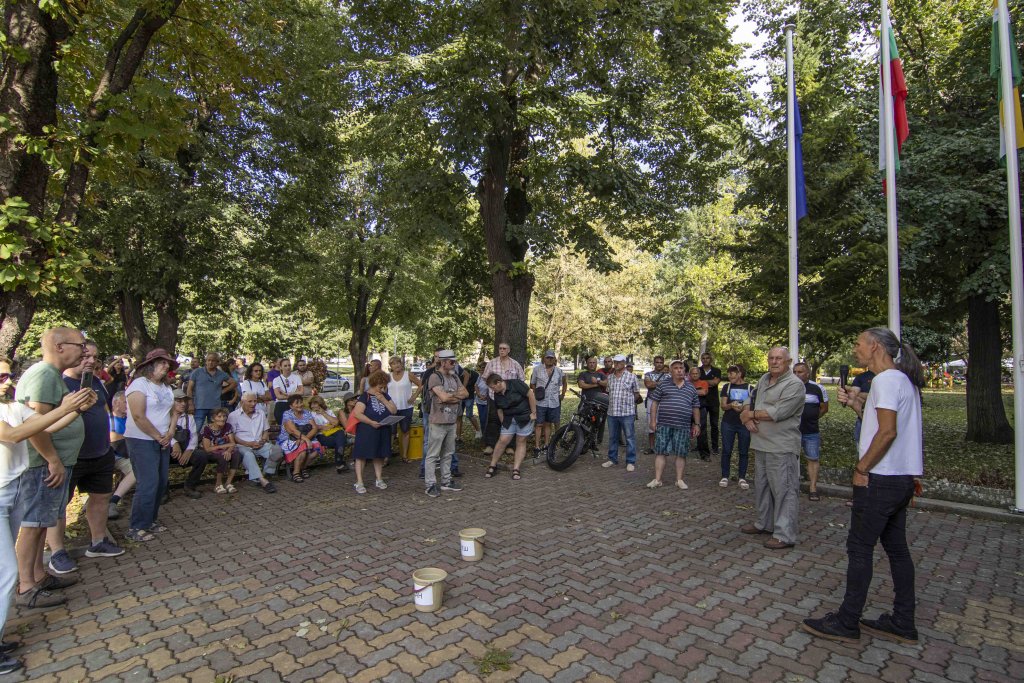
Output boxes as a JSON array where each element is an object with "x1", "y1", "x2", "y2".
[
  {"x1": 483, "y1": 398, "x2": 501, "y2": 448},
  {"x1": 168, "y1": 449, "x2": 209, "y2": 490},
  {"x1": 704, "y1": 397, "x2": 720, "y2": 450},
  {"x1": 696, "y1": 407, "x2": 710, "y2": 455},
  {"x1": 838, "y1": 474, "x2": 917, "y2": 629}
]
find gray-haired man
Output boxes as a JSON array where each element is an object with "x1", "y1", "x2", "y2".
[{"x1": 228, "y1": 393, "x2": 279, "y2": 492}]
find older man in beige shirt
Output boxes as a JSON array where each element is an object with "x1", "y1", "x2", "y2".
[{"x1": 739, "y1": 347, "x2": 805, "y2": 549}]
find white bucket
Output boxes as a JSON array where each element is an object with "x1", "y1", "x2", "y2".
[
  {"x1": 412, "y1": 567, "x2": 447, "y2": 612},
  {"x1": 459, "y1": 528, "x2": 486, "y2": 562}
]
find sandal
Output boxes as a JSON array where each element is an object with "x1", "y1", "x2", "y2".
[
  {"x1": 301, "y1": 470, "x2": 311, "y2": 480},
  {"x1": 226, "y1": 484, "x2": 237, "y2": 494},
  {"x1": 809, "y1": 490, "x2": 821, "y2": 501},
  {"x1": 125, "y1": 528, "x2": 155, "y2": 542},
  {"x1": 149, "y1": 523, "x2": 168, "y2": 533},
  {"x1": 511, "y1": 469, "x2": 521, "y2": 481},
  {"x1": 291, "y1": 474, "x2": 304, "y2": 483},
  {"x1": 485, "y1": 466, "x2": 497, "y2": 478},
  {"x1": 215, "y1": 485, "x2": 227, "y2": 494}
]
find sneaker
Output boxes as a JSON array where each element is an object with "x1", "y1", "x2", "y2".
[
  {"x1": 374, "y1": 479, "x2": 388, "y2": 490},
  {"x1": 0, "y1": 654, "x2": 22, "y2": 675},
  {"x1": 335, "y1": 462, "x2": 350, "y2": 473},
  {"x1": 107, "y1": 501, "x2": 120, "y2": 520},
  {"x1": 739, "y1": 479, "x2": 750, "y2": 490},
  {"x1": 47, "y1": 550, "x2": 77, "y2": 575},
  {"x1": 626, "y1": 464, "x2": 636, "y2": 472},
  {"x1": 859, "y1": 613, "x2": 919, "y2": 644},
  {"x1": 676, "y1": 480, "x2": 689, "y2": 490},
  {"x1": 602, "y1": 461, "x2": 616, "y2": 468},
  {"x1": 802, "y1": 612, "x2": 861, "y2": 643},
  {"x1": 645, "y1": 479, "x2": 663, "y2": 489},
  {"x1": 353, "y1": 482, "x2": 366, "y2": 494},
  {"x1": 440, "y1": 480, "x2": 463, "y2": 492},
  {"x1": 425, "y1": 484, "x2": 441, "y2": 498},
  {"x1": 15, "y1": 586, "x2": 66, "y2": 609},
  {"x1": 711, "y1": 448, "x2": 720, "y2": 456},
  {"x1": 451, "y1": 469, "x2": 463, "y2": 478},
  {"x1": 85, "y1": 539, "x2": 126, "y2": 558},
  {"x1": 719, "y1": 478, "x2": 729, "y2": 488},
  {"x1": 644, "y1": 448, "x2": 654, "y2": 455},
  {"x1": 182, "y1": 486, "x2": 202, "y2": 499},
  {"x1": 37, "y1": 573, "x2": 78, "y2": 590},
  {"x1": 261, "y1": 482, "x2": 278, "y2": 494},
  {"x1": 0, "y1": 641, "x2": 19, "y2": 655}
]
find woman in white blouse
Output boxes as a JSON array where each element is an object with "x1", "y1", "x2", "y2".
[
  {"x1": 387, "y1": 357, "x2": 421, "y2": 461},
  {"x1": 240, "y1": 362, "x2": 272, "y2": 416},
  {"x1": 271, "y1": 358, "x2": 303, "y2": 425}
]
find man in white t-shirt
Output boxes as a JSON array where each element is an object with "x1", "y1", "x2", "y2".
[{"x1": 803, "y1": 327, "x2": 925, "y2": 646}]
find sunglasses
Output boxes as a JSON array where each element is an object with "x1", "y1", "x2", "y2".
[
  {"x1": 59, "y1": 341, "x2": 88, "y2": 351},
  {"x1": 0, "y1": 373, "x2": 10, "y2": 383}
]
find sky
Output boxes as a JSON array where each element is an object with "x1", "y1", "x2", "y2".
[{"x1": 729, "y1": 6, "x2": 771, "y2": 99}]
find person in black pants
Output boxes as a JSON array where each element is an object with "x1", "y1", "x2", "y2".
[
  {"x1": 802, "y1": 327, "x2": 926, "y2": 645},
  {"x1": 167, "y1": 391, "x2": 210, "y2": 499},
  {"x1": 699, "y1": 352, "x2": 722, "y2": 455}
]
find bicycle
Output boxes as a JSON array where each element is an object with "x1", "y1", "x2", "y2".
[{"x1": 545, "y1": 388, "x2": 609, "y2": 471}]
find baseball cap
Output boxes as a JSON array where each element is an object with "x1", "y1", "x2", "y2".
[
  {"x1": 612, "y1": 354, "x2": 627, "y2": 362},
  {"x1": 544, "y1": 349, "x2": 556, "y2": 358}
]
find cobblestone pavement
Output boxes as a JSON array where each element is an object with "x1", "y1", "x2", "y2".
[{"x1": 8, "y1": 443, "x2": 1023, "y2": 682}]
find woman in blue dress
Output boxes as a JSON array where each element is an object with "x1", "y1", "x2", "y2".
[{"x1": 351, "y1": 370, "x2": 397, "y2": 494}]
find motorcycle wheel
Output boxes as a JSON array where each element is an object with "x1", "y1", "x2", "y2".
[{"x1": 546, "y1": 423, "x2": 585, "y2": 471}]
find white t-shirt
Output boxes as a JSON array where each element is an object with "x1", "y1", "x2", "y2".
[
  {"x1": 858, "y1": 369, "x2": 923, "y2": 476},
  {"x1": 272, "y1": 374, "x2": 303, "y2": 402},
  {"x1": 0, "y1": 402, "x2": 38, "y2": 487},
  {"x1": 388, "y1": 371, "x2": 414, "y2": 410},
  {"x1": 125, "y1": 378, "x2": 175, "y2": 440},
  {"x1": 239, "y1": 380, "x2": 269, "y2": 415}
]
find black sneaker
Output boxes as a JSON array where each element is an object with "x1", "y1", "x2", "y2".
[
  {"x1": 0, "y1": 655, "x2": 22, "y2": 675},
  {"x1": 440, "y1": 480, "x2": 463, "y2": 492},
  {"x1": 182, "y1": 486, "x2": 202, "y2": 499},
  {"x1": 335, "y1": 462, "x2": 350, "y2": 473},
  {"x1": 425, "y1": 484, "x2": 441, "y2": 498},
  {"x1": 450, "y1": 469, "x2": 463, "y2": 478},
  {"x1": 860, "y1": 613, "x2": 919, "y2": 644},
  {"x1": 802, "y1": 612, "x2": 860, "y2": 643},
  {"x1": 0, "y1": 641, "x2": 18, "y2": 655}
]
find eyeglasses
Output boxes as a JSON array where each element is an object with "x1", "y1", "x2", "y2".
[{"x1": 58, "y1": 341, "x2": 88, "y2": 351}]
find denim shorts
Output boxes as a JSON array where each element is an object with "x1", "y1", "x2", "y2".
[
  {"x1": 535, "y1": 405, "x2": 561, "y2": 425},
  {"x1": 19, "y1": 464, "x2": 73, "y2": 528},
  {"x1": 394, "y1": 407, "x2": 414, "y2": 433},
  {"x1": 500, "y1": 420, "x2": 535, "y2": 437},
  {"x1": 458, "y1": 398, "x2": 475, "y2": 418},
  {"x1": 802, "y1": 433, "x2": 822, "y2": 461}
]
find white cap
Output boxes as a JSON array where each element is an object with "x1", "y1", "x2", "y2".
[{"x1": 612, "y1": 354, "x2": 627, "y2": 362}]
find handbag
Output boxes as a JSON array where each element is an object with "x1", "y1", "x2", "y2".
[
  {"x1": 345, "y1": 411, "x2": 359, "y2": 434},
  {"x1": 533, "y1": 367, "x2": 556, "y2": 402}
]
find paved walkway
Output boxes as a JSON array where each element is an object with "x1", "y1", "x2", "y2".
[{"x1": 8, "y1": 447, "x2": 1023, "y2": 682}]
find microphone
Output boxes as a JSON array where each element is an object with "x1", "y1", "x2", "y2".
[{"x1": 839, "y1": 365, "x2": 849, "y2": 388}]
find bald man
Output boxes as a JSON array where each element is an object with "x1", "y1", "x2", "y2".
[
  {"x1": 739, "y1": 347, "x2": 805, "y2": 549},
  {"x1": 15, "y1": 328, "x2": 97, "y2": 609}
]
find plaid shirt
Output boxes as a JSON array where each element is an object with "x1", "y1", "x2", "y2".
[{"x1": 606, "y1": 370, "x2": 640, "y2": 417}]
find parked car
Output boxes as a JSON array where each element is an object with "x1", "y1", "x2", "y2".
[
  {"x1": 321, "y1": 370, "x2": 351, "y2": 393},
  {"x1": 411, "y1": 362, "x2": 427, "y2": 373}
]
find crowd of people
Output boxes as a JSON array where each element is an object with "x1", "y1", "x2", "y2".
[{"x1": 0, "y1": 324, "x2": 927, "y2": 674}]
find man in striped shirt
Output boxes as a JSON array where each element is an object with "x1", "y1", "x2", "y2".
[{"x1": 646, "y1": 360, "x2": 701, "y2": 490}]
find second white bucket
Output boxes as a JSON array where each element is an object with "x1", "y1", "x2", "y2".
[
  {"x1": 412, "y1": 567, "x2": 447, "y2": 612},
  {"x1": 459, "y1": 527, "x2": 486, "y2": 562}
]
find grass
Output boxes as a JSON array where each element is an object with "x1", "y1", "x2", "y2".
[{"x1": 474, "y1": 647, "x2": 513, "y2": 676}]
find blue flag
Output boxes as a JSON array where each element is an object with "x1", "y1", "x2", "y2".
[{"x1": 793, "y1": 93, "x2": 809, "y2": 221}]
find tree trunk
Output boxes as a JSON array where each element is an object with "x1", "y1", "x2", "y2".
[
  {"x1": 479, "y1": 98, "x2": 533, "y2": 367},
  {"x1": 965, "y1": 294, "x2": 1013, "y2": 443},
  {"x1": 0, "y1": 288, "x2": 38, "y2": 359},
  {"x1": 117, "y1": 289, "x2": 155, "y2": 358}
]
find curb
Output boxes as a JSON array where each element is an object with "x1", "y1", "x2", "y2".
[{"x1": 807, "y1": 482, "x2": 1024, "y2": 524}]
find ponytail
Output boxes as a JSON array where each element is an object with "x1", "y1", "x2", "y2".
[{"x1": 865, "y1": 327, "x2": 925, "y2": 392}]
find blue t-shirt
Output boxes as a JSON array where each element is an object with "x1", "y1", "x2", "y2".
[
  {"x1": 190, "y1": 367, "x2": 231, "y2": 409},
  {"x1": 63, "y1": 375, "x2": 110, "y2": 460},
  {"x1": 649, "y1": 379, "x2": 701, "y2": 429}
]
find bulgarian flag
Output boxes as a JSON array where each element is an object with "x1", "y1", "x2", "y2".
[
  {"x1": 879, "y1": 9, "x2": 909, "y2": 180},
  {"x1": 991, "y1": 0, "x2": 1024, "y2": 161}
]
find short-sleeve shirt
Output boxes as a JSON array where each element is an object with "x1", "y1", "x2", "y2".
[
  {"x1": 606, "y1": 371, "x2": 640, "y2": 417},
  {"x1": 482, "y1": 358, "x2": 525, "y2": 399},
  {"x1": 643, "y1": 371, "x2": 670, "y2": 407},
  {"x1": 0, "y1": 401, "x2": 38, "y2": 486},
  {"x1": 474, "y1": 375, "x2": 489, "y2": 405},
  {"x1": 239, "y1": 379, "x2": 270, "y2": 415},
  {"x1": 191, "y1": 367, "x2": 231, "y2": 410},
  {"x1": 649, "y1": 380, "x2": 700, "y2": 428},
  {"x1": 530, "y1": 365, "x2": 564, "y2": 408},
  {"x1": 125, "y1": 378, "x2": 175, "y2": 441},
  {"x1": 272, "y1": 374, "x2": 303, "y2": 402},
  {"x1": 358, "y1": 393, "x2": 392, "y2": 423},
  {"x1": 799, "y1": 381, "x2": 828, "y2": 435},
  {"x1": 428, "y1": 372, "x2": 462, "y2": 425},
  {"x1": 277, "y1": 409, "x2": 316, "y2": 443},
  {"x1": 859, "y1": 369, "x2": 923, "y2": 475},
  {"x1": 64, "y1": 374, "x2": 111, "y2": 460},
  {"x1": 17, "y1": 361, "x2": 85, "y2": 468},
  {"x1": 494, "y1": 379, "x2": 532, "y2": 427},
  {"x1": 201, "y1": 423, "x2": 234, "y2": 448},
  {"x1": 720, "y1": 383, "x2": 750, "y2": 426},
  {"x1": 577, "y1": 371, "x2": 604, "y2": 400}
]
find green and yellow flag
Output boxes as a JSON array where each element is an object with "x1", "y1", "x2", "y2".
[{"x1": 991, "y1": 0, "x2": 1024, "y2": 160}]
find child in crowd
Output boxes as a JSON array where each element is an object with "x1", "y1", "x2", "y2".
[{"x1": 201, "y1": 407, "x2": 240, "y2": 493}]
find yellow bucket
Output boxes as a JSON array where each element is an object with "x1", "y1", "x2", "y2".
[
  {"x1": 407, "y1": 425, "x2": 424, "y2": 461},
  {"x1": 459, "y1": 528, "x2": 486, "y2": 562},
  {"x1": 412, "y1": 567, "x2": 447, "y2": 612}
]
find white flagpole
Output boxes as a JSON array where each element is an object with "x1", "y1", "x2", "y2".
[
  {"x1": 785, "y1": 23, "x2": 799, "y2": 362},
  {"x1": 996, "y1": 0, "x2": 1024, "y2": 513},
  {"x1": 881, "y1": 0, "x2": 901, "y2": 337}
]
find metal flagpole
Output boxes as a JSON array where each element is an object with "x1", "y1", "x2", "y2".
[
  {"x1": 785, "y1": 23, "x2": 799, "y2": 361},
  {"x1": 996, "y1": 0, "x2": 1024, "y2": 513},
  {"x1": 881, "y1": 0, "x2": 901, "y2": 337}
]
